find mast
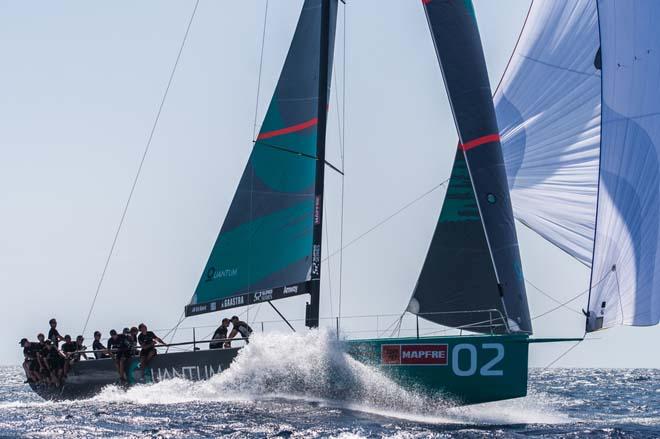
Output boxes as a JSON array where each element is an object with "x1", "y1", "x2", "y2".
[{"x1": 307, "y1": 0, "x2": 332, "y2": 328}]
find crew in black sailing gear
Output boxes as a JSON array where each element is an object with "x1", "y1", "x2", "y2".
[
  {"x1": 20, "y1": 338, "x2": 40, "y2": 383},
  {"x1": 48, "y1": 318, "x2": 63, "y2": 348},
  {"x1": 35, "y1": 333, "x2": 48, "y2": 373},
  {"x1": 107, "y1": 329, "x2": 131, "y2": 382},
  {"x1": 123, "y1": 327, "x2": 138, "y2": 356},
  {"x1": 74, "y1": 335, "x2": 88, "y2": 361},
  {"x1": 210, "y1": 318, "x2": 230, "y2": 349},
  {"x1": 137, "y1": 323, "x2": 164, "y2": 371},
  {"x1": 43, "y1": 340, "x2": 64, "y2": 386},
  {"x1": 130, "y1": 327, "x2": 140, "y2": 355},
  {"x1": 61, "y1": 335, "x2": 77, "y2": 377},
  {"x1": 227, "y1": 316, "x2": 253, "y2": 347},
  {"x1": 92, "y1": 331, "x2": 110, "y2": 359}
]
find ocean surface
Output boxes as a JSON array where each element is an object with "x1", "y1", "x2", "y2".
[{"x1": 1, "y1": 332, "x2": 658, "y2": 438}]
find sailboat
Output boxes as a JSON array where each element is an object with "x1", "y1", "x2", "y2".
[{"x1": 29, "y1": 0, "x2": 660, "y2": 404}]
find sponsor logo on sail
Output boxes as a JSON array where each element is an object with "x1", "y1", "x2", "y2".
[
  {"x1": 221, "y1": 295, "x2": 245, "y2": 308},
  {"x1": 189, "y1": 304, "x2": 208, "y2": 314},
  {"x1": 206, "y1": 267, "x2": 238, "y2": 282},
  {"x1": 381, "y1": 344, "x2": 448, "y2": 365},
  {"x1": 283, "y1": 285, "x2": 298, "y2": 295},
  {"x1": 312, "y1": 244, "x2": 321, "y2": 276},
  {"x1": 314, "y1": 196, "x2": 321, "y2": 225},
  {"x1": 253, "y1": 289, "x2": 273, "y2": 302}
]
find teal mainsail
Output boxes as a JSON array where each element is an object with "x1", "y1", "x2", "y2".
[{"x1": 186, "y1": 0, "x2": 338, "y2": 317}]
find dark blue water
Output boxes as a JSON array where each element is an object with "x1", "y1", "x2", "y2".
[{"x1": 1, "y1": 333, "x2": 658, "y2": 438}]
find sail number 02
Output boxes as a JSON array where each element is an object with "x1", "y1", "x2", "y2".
[{"x1": 451, "y1": 343, "x2": 504, "y2": 376}]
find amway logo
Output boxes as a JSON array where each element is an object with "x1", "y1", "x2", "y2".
[{"x1": 283, "y1": 285, "x2": 298, "y2": 295}]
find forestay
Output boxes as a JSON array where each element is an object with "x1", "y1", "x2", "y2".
[
  {"x1": 409, "y1": 0, "x2": 531, "y2": 334},
  {"x1": 186, "y1": 0, "x2": 338, "y2": 317}
]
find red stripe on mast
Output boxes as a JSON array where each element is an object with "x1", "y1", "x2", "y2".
[{"x1": 459, "y1": 133, "x2": 500, "y2": 151}]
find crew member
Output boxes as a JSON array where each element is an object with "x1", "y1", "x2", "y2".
[
  {"x1": 226, "y1": 316, "x2": 253, "y2": 347},
  {"x1": 123, "y1": 327, "x2": 138, "y2": 356},
  {"x1": 43, "y1": 340, "x2": 64, "y2": 386},
  {"x1": 107, "y1": 329, "x2": 131, "y2": 382},
  {"x1": 61, "y1": 335, "x2": 77, "y2": 377},
  {"x1": 129, "y1": 327, "x2": 140, "y2": 355},
  {"x1": 92, "y1": 331, "x2": 110, "y2": 359},
  {"x1": 48, "y1": 318, "x2": 63, "y2": 348},
  {"x1": 35, "y1": 333, "x2": 49, "y2": 373},
  {"x1": 210, "y1": 318, "x2": 230, "y2": 349},
  {"x1": 74, "y1": 335, "x2": 88, "y2": 361},
  {"x1": 137, "y1": 323, "x2": 164, "y2": 371},
  {"x1": 20, "y1": 338, "x2": 40, "y2": 383}
]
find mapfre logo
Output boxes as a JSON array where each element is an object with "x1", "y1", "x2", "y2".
[{"x1": 381, "y1": 344, "x2": 448, "y2": 365}]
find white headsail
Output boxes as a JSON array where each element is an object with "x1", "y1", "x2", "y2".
[
  {"x1": 496, "y1": 0, "x2": 660, "y2": 331},
  {"x1": 587, "y1": 0, "x2": 660, "y2": 330},
  {"x1": 494, "y1": 0, "x2": 601, "y2": 267}
]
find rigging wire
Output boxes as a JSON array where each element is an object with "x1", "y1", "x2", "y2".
[
  {"x1": 337, "y1": 0, "x2": 347, "y2": 333},
  {"x1": 612, "y1": 266, "x2": 625, "y2": 325},
  {"x1": 81, "y1": 0, "x2": 200, "y2": 335},
  {"x1": 164, "y1": 311, "x2": 186, "y2": 354},
  {"x1": 243, "y1": 0, "x2": 270, "y2": 322},
  {"x1": 324, "y1": 206, "x2": 334, "y2": 317},
  {"x1": 542, "y1": 335, "x2": 586, "y2": 369},
  {"x1": 252, "y1": 0, "x2": 269, "y2": 141},
  {"x1": 525, "y1": 278, "x2": 582, "y2": 316},
  {"x1": 323, "y1": 178, "x2": 450, "y2": 263},
  {"x1": 531, "y1": 272, "x2": 611, "y2": 321}
]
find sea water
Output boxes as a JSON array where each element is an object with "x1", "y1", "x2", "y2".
[{"x1": 0, "y1": 331, "x2": 658, "y2": 438}]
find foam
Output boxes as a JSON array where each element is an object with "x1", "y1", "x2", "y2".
[{"x1": 92, "y1": 330, "x2": 568, "y2": 425}]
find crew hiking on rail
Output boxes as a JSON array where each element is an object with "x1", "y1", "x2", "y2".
[{"x1": 21, "y1": 316, "x2": 252, "y2": 387}]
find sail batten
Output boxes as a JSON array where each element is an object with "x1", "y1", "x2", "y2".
[{"x1": 186, "y1": 0, "x2": 338, "y2": 318}]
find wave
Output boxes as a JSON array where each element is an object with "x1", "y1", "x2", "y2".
[{"x1": 92, "y1": 330, "x2": 568, "y2": 425}]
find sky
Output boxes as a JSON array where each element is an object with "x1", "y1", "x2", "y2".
[{"x1": 0, "y1": 0, "x2": 658, "y2": 368}]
